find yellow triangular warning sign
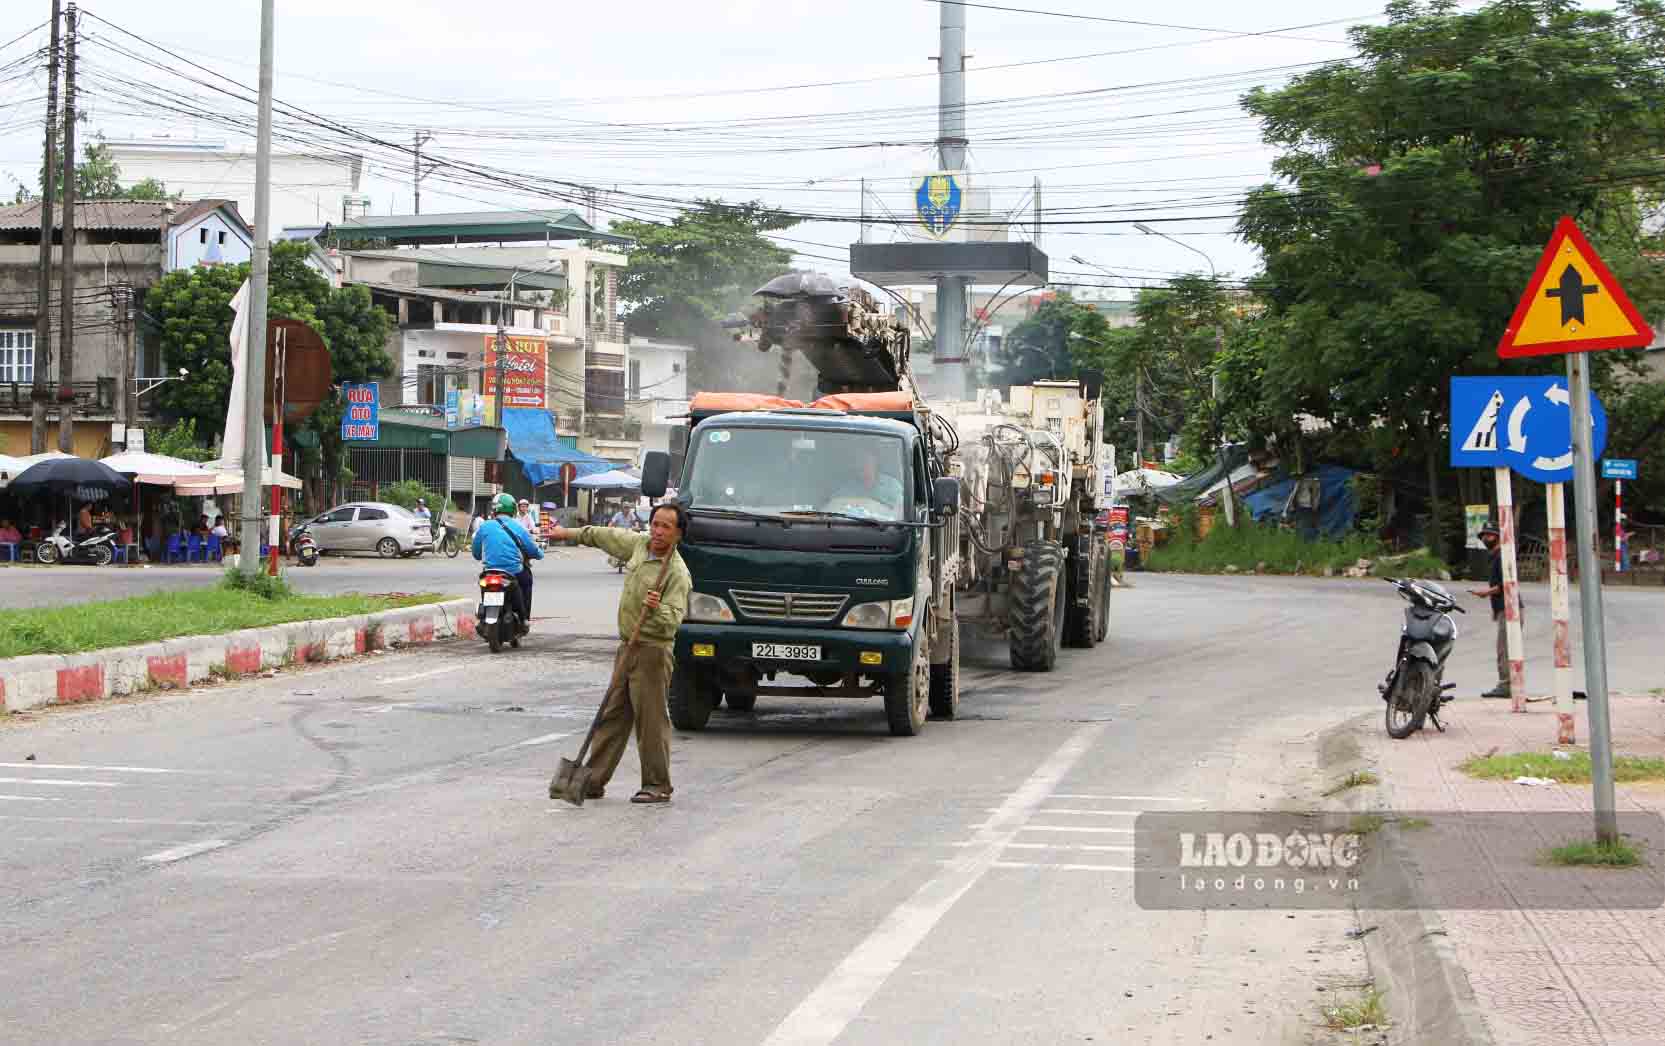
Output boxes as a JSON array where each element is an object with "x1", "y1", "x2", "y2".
[{"x1": 1498, "y1": 217, "x2": 1654, "y2": 358}]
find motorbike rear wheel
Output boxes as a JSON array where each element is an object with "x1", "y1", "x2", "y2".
[
  {"x1": 486, "y1": 619, "x2": 503, "y2": 653},
  {"x1": 444, "y1": 533, "x2": 461, "y2": 558},
  {"x1": 1386, "y1": 661, "x2": 1436, "y2": 739}
]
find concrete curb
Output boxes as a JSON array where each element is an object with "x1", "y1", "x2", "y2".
[
  {"x1": 1321, "y1": 717, "x2": 1495, "y2": 1046},
  {"x1": 0, "y1": 598, "x2": 474, "y2": 714}
]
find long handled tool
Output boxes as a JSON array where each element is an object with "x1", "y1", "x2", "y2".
[{"x1": 549, "y1": 543, "x2": 678, "y2": 806}]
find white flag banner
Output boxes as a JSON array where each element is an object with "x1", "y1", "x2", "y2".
[{"x1": 220, "y1": 279, "x2": 252, "y2": 466}]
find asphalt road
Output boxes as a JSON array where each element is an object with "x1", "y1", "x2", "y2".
[{"x1": 1, "y1": 575, "x2": 1661, "y2": 1045}]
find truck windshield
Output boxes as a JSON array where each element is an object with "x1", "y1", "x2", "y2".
[{"x1": 687, "y1": 427, "x2": 909, "y2": 522}]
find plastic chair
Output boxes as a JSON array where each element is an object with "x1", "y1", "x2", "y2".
[
  {"x1": 187, "y1": 534, "x2": 205, "y2": 562},
  {"x1": 0, "y1": 543, "x2": 16, "y2": 563},
  {"x1": 207, "y1": 534, "x2": 223, "y2": 562},
  {"x1": 165, "y1": 533, "x2": 183, "y2": 564}
]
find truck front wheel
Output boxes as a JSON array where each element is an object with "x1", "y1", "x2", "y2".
[
  {"x1": 669, "y1": 663, "x2": 719, "y2": 731},
  {"x1": 885, "y1": 634, "x2": 930, "y2": 736},
  {"x1": 1009, "y1": 541, "x2": 1065, "y2": 671}
]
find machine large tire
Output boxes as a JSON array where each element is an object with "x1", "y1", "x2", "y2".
[
  {"x1": 929, "y1": 612, "x2": 960, "y2": 719},
  {"x1": 1008, "y1": 541, "x2": 1065, "y2": 672},
  {"x1": 885, "y1": 633, "x2": 930, "y2": 736},
  {"x1": 1064, "y1": 536, "x2": 1097, "y2": 649},
  {"x1": 1093, "y1": 543, "x2": 1112, "y2": 644},
  {"x1": 724, "y1": 692, "x2": 756, "y2": 713},
  {"x1": 669, "y1": 663, "x2": 718, "y2": 731}
]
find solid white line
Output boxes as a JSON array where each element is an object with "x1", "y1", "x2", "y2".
[
  {"x1": 0, "y1": 815, "x2": 246, "y2": 826},
  {"x1": 0, "y1": 794, "x2": 63, "y2": 802},
  {"x1": 1050, "y1": 794, "x2": 1203, "y2": 803},
  {"x1": 0, "y1": 777, "x2": 121, "y2": 788},
  {"x1": 516, "y1": 731, "x2": 574, "y2": 747},
  {"x1": 140, "y1": 839, "x2": 230, "y2": 864},
  {"x1": 986, "y1": 807, "x2": 1140, "y2": 816},
  {"x1": 992, "y1": 861, "x2": 1136, "y2": 873},
  {"x1": 376, "y1": 664, "x2": 467, "y2": 685},
  {"x1": 1000, "y1": 841, "x2": 1134, "y2": 853},
  {"x1": 760, "y1": 724, "x2": 1106, "y2": 1046},
  {"x1": 1017, "y1": 825, "x2": 1135, "y2": 834},
  {"x1": 0, "y1": 762, "x2": 190, "y2": 774}
]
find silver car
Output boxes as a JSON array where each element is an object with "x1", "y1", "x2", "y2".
[{"x1": 306, "y1": 501, "x2": 435, "y2": 558}]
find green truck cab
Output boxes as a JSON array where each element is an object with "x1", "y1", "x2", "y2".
[{"x1": 641, "y1": 402, "x2": 960, "y2": 736}]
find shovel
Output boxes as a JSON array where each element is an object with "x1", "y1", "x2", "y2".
[{"x1": 549, "y1": 543, "x2": 678, "y2": 806}]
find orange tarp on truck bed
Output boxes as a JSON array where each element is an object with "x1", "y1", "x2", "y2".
[
  {"x1": 689, "y1": 392, "x2": 806, "y2": 413},
  {"x1": 809, "y1": 392, "x2": 915, "y2": 412}
]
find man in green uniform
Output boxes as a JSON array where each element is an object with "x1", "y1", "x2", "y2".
[{"x1": 548, "y1": 504, "x2": 691, "y2": 803}]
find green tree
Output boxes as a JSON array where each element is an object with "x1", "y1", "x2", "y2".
[
  {"x1": 145, "y1": 241, "x2": 394, "y2": 493},
  {"x1": 145, "y1": 418, "x2": 216, "y2": 463},
  {"x1": 1236, "y1": 0, "x2": 1665, "y2": 556},
  {"x1": 612, "y1": 201, "x2": 795, "y2": 391}
]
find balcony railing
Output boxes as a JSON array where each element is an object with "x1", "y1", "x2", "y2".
[
  {"x1": 584, "y1": 350, "x2": 625, "y2": 370},
  {"x1": 0, "y1": 379, "x2": 116, "y2": 414}
]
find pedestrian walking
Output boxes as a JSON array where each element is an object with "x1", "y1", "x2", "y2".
[
  {"x1": 1468, "y1": 519, "x2": 1523, "y2": 699},
  {"x1": 547, "y1": 505, "x2": 691, "y2": 803}
]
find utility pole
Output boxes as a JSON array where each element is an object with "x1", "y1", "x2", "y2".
[
  {"x1": 31, "y1": 0, "x2": 61, "y2": 455},
  {"x1": 933, "y1": 0, "x2": 968, "y2": 402},
  {"x1": 1568, "y1": 351, "x2": 1617, "y2": 845},
  {"x1": 494, "y1": 302, "x2": 507, "y2": 426},
  {"x1": 55, "y1": 2, "x2": 78, "y2": 454},
  {"x1": 240, "y1": 0, "x2": 275, "y2": 576},
  {"x1": 413, "y1": 131, "x2": 432, "y2": 215}
]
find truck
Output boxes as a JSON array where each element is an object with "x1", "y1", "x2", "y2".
[{"x1": 637, "y1": 273, "x2": 1109, "y2": 736}]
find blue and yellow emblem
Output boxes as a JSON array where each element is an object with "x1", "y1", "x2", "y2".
[{"x1": 915, "y1": 172, "x2": 962, "y2": 238}]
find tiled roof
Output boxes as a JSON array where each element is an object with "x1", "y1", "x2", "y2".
[{"x1": 0, "y1": 198, "x2": 244, "y2": 233}]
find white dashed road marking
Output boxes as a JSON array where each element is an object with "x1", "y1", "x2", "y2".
[
  {"x1": 141, "y1": 839, "x2": 231, "y2": 864},
  {"x1": 0, "y1": 763, "x2": 191, "y2": 774},
  {"x1": 376, "y1": 664, "x2": 468, "y2": 685},
  {"x1": 0, "y1": 777, "x2": 122, "y2": 788}
]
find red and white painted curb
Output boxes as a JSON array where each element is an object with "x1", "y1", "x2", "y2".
[{"x1": 0, "y1": 598, "x2": 476, "y2": 714}]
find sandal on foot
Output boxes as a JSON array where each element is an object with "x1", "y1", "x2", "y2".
[{"x1": 630, "y1": 790, "x2": 670, "y2": 804}]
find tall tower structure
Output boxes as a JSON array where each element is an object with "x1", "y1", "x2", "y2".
[{"x1": 934, "y1": 2, "x2": 970, "y2": 401}]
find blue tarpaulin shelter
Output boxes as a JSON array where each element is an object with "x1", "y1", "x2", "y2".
[
  {"x1": 1240, "y1": 464, "x2": 1359, "y2": 539},
  {"x1": 501, "y1": 408, "x2": 613, "y2": 486}
]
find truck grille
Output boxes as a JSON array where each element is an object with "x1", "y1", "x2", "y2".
[{"x1": 728, "y1": 589, "x2": 849, "y2": 622}]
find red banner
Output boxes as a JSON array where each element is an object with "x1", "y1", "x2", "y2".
[{"x1": 483, "y1": 335, "x2": 547, "y2": 409}]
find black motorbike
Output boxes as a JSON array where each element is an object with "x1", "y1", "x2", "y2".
[
  {"x1": 1379, "y1": 577, "x2": 1465, "y2": 738},
  {"x1": 289, "y1": 521, "x2": 319, "y2": 567},
  {"x1": 477, "y1": 568, "x2": 523, "y2": 653}
]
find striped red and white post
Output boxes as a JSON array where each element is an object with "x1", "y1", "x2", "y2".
[
  {"x1": 1548, "y1": 482, "x2": 1574, "y2": 744},
  {"x1": 1614, "y1": 478, "x2": 1624, "y2": 574},
  {"x1": 1495, "y1": 466, "x2": 1527, "y2": 713}
]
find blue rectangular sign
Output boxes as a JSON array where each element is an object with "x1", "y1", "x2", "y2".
[
  {"x1": 1602, "y1": 458, "x2": 1638, "y2": 480},
  {"x1": 341, "y1": 382, "x2": 379, "y2": 441},
  {"x1": 1449, "y1": 376, "x2": 1607, "y2": 484}
]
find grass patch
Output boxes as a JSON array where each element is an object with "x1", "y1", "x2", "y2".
[
  {"x1": 1349, "y1": 813, "x2": 1386, "y2": 836},
  {"x1": 1396, "y1": 817, "x2": 1432, "y2": 831},
  {"x1": 1460, "y1": 751, "x2": 1665, "y2": 784},
  {"x1": 1322, "y1": 987, "x2": 1389, "y2": 1031},
  {"x1": 1145, "y1": 520, "x2": 1446, "y2": 579},
  {"x1": 1544, "y1": 839, "x2": 1644, "y2": 868},
  {"x1": 1324, "y1": 770, "x2": 1380, "y2": 795},
  {"x1": 0, "y1": 582, "x2": 446, "y2": 658}
]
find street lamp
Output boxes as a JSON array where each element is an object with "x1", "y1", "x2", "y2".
[
  {"x1": 134, "y1": 367, "x2": 189, "y2": 398},
  {"x1": 1133, "y1": 223, "x2": 1234, "y2": 524}
]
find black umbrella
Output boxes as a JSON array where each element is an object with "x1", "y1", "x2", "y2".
[{"x1": 8, "y1": 457, "x2": 132, "y2": 501}]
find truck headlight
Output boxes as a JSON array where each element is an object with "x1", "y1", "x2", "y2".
[
  {"x1": 843, "y1": 596, "x2": 914, "y2": 630},
  {"x1": 687, "y1": 592, "x2": 734, "y2": 623}
]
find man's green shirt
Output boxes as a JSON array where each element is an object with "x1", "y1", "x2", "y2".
[{"x1": 577, "y1": 526, "x2": 691, "y2": 646}]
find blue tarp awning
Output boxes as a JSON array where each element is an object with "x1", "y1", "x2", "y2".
[
  {"x1": 1240, "y1": 464, "x2": 1359, "y2": 540},
  {"x1": 501, "y1": 408, "x2": 613, "y2": 486}
]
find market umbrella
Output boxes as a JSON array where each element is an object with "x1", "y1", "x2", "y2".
[
  {"x1": 569, "y1": 468, "x2": 641, "y2": 491},
  {"x1": 100, "y1": 451, "x2": 216, "y2": 487},
  {"x1": 8, "y1": 456, "x2": 132, "y2": 500},
  {"x1": 0, "y1": 453, "x2": 22, "y2": 488}
]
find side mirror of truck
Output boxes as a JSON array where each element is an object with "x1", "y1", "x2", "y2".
[
  {"x1": 931, "y1": 476, "x2": 960, "y2": 516},
  {"x1": 641, "y1": 451, "x2": 671, "y2": 499}
]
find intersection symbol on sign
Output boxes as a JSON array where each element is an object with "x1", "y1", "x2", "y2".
[{"x1": 1497, "y1": 217, "x2": 1654, "y2": 358}]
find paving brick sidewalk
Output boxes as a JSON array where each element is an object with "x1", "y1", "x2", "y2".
[{"x1": 1371, "y1": 694, "x2": 1665, "y2": 1046}]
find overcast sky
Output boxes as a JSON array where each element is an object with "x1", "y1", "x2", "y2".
[{"x1": 0, "y1": 1, "x2": 1538, "y2": 294}]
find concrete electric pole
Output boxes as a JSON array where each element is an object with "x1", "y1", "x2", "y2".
[
  {"x1": 240, "y1": 0, "x2": 275, "y2": 575},
  {"x1": 933, "y1": 0, "x2": 969, "y2": 403},
  {"x1": 31, "y1": 0, "x2": 61, "y2": 454},
  {"x1": 56, "y1": 2, "x2": 77, "y2": 454}
]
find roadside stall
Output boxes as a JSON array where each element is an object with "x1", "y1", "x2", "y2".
[
  {"x1": 5, "y1": 456, "x2": 132, "y2": 564},
  {"x1": 100, "y1": 452, "x2": 218, "y2": 563}
]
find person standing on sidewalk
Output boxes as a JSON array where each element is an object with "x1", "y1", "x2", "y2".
[
  {"x1": 1468, "y1": 519, "x2": 1522, "y2": 699},
  {"x1": 547, "y1": 505, "x2": 691, "y2": 803}
]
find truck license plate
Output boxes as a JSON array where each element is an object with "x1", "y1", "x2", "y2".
[
  {"x1": 752, "y1": 642, "x2": 820, "y2": 662},
  {"x1": 482, "y1": 592, "x2": 505, "y2": 606}
]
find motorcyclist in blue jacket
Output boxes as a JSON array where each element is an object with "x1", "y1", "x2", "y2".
[{"x1": 472, "y1": 493, "x2": 542, "y2": 632}]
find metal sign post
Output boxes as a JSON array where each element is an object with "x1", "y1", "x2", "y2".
[
  {"x1": 1494, "y1": 466, "x2": 1527, "y2": 713},
  {"x1": 1546, "y1": 482, "x2": 1574, "y2": 744},
  {"x1": 1568, "y1": 352, "x2": 1617, "y2": 845}
]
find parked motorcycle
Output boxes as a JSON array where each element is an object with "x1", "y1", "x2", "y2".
[
  {"x1": 435, "y1": 521, "x2": 462, "y2": 559},
  {"x1": 477, "y1": 568, "x2": 523, "y2": 653},
  {"x1": 289, "y1": 521, "x2": 319, "y2": 567},
  {"x1": 35, "y1": 522, "x2": 119, "y2": 566},
  {"x1": 1379, "y1": 577, "x2": 1465, "y2": 738}
]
